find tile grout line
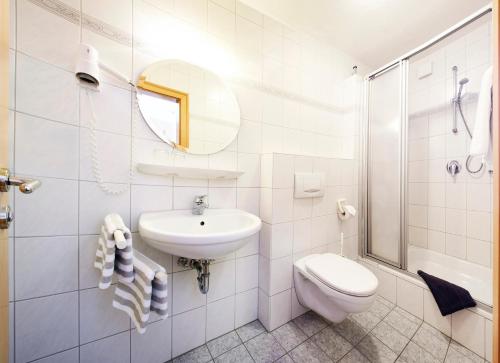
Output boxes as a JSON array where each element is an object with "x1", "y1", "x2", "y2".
[
  {"x1": 352, "y1": 310, "x2": 394, "y2": 362},
  {"x1": 22, "y1": 327, "x2": 137, "y2": 363},
  {"x1": 241, "y1": 339, "x2": 257, "y2": 363},
  {"x1": 443, "y1": 341, "x2": 452, "y2": 363},
  {"x1": 388, "y1": 305, "x2": 425, "y2": 361},
  {"x1": 328, "y1": 301, "x2": 398, "y2": 362},
  {"x1": 279, "y1": 314, "x2": 332, "y2": 361},
  {"x1": 323, "y1": 322, "x2": 359, "y2": 363},
  {"x1": 407, "y1": 320, "x2": 454, "y2": 363},
  {"x1": 241, "y1": 328, "x2": 271, "y2": 361},
  {"x1": 337, "y1": 304, "x2": 395, "y2": 362},
  {"x1": 392, "y1": 317, "x2": 422, "y2": 361},
  {"x1": 206, "y1": 345, "x2": 215, "y2": 362},
  {"x1": 25, "y1": 345, "x2": 79, "y2": 363}
]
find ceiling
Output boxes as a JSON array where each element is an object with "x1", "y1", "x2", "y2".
[{"x1": 241, "y1": 0, "x2": 491, "y2": 70}]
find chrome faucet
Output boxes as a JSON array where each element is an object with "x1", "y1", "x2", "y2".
[{"x1": 192, "y1": 195, "x2": 209, "y2": 215}]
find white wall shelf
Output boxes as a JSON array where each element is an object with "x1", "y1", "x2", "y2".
[{"x1": 137, "y1": 162, "x2": 244, "y2": 180}]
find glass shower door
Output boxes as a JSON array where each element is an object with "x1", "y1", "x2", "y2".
[{"x1": 364, "y1": 62, "x2": 406, "y2": 267}]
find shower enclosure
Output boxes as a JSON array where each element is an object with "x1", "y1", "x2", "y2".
[{"x1": 361, "y1": 6, "x2": 493, "y2": 306}]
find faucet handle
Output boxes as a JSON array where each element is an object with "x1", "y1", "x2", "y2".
[
  {"x1": 446, "y1": 160, "x2": 461, "y2": 177},
  {"x1": 194, "y1": 195, "x2": 209, "y2": 206}
]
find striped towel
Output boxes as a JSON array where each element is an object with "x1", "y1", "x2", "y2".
[
  {"x1": 113, "y1": 250, "x2": 168, "y2": 333},
  {"x1": 94, "y1": 215, "x2": 134, "y2": 289}
]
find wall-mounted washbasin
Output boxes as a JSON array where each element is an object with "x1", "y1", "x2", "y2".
[{"x1": 138, "y1": 209, "x2": 262, "y2": 259}]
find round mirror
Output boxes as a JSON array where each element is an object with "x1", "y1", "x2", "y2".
[{"x1": 136, "y1": 60, "x2": 240, "y2": 155}]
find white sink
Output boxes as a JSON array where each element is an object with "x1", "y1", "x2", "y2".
[{"x1": 138, "y1": 209, "x2": 262, "y2": 259}]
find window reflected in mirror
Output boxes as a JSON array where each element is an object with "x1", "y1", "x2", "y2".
[{"x1": 136, "y1": 60, "x2": 240, "y2": 155}]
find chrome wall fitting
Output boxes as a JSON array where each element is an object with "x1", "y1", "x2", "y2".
[
  {"x1": 450, "y1": 66, "x2": 488, "y2": 175},
  {"x1": 0, "y1": 168, "x2": 41, "y2": 194},
  {"x1": 0, "y1": 205, "x2": 13, "y2": 229},
  {"x1": 446, "y1": 160, "x2": 462, "y2": 177},
  {"x1": 178, "y1": 257, "x2": 212, "y2": 294},
  {"x1": 192, "y1": 195, "x2": 209, "y2": 215}
]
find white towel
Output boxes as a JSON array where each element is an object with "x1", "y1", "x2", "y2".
[
  {"x1": 94, "y1": 214, "x2": 134, "y2": 289},
  {"x1": 112, "y1": 250, "x2": 168, "y2": 334},
  {"x1": 470, "y1": 66, "x2": 493, "y2": 163}
]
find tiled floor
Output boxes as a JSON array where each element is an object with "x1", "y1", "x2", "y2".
[{"x1": 169, "y1": 296, "x2": 488, "y2": 363}]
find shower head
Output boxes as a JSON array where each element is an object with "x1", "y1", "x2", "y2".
[
  {"x1": 457, "y1": 77, "x2": 469, "y2": 100},
  {"x1": 459, "y1": 78, "x2": 469, "y2": 85},
  {"x1": 75, "y1": 43, "x2": 101, "y2": 87}
]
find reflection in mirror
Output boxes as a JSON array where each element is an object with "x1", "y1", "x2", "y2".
[
  {"x1": 136, "y1": 60, "x2": 240, "y2": 155},
  {"x1": 136, "y1": 90, "x2": 182, "y2": 145}
]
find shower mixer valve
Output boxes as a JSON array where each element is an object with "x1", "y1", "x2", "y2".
[{"x1": 446, "y1": 160, "x2": 462, "y2": 177}]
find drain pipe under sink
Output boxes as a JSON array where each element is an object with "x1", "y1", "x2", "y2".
[{"x1": 178, "y1": 257, "x2": 211, "y2": 294}]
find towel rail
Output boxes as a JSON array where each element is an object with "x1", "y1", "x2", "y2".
[
  {"x1": 113, "y1": 230, "x2": 127, "y2": 249},
  {"x1": 0, "y1": 168, "x2": 41, "y2": 194}
]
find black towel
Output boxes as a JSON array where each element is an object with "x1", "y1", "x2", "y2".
[{"x1": 417, "y1": 270, "x2": 476, "y2": 316}]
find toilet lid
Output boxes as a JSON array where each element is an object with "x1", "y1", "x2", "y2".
[{"x1": 305, "y1": 254, "x2": 378, "y2": 297}]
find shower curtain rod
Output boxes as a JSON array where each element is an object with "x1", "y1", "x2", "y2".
[{"x1": 366, "y1": 4, "x2": 493, "y2": 79}]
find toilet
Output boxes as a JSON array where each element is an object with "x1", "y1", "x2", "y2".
[{"x1": 293, "y1": 253, "x2": 378, "y2": 323}]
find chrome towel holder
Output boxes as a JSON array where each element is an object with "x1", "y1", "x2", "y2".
[{"x1": 0, "y1": 167, "x2": 41, "y2": 194}]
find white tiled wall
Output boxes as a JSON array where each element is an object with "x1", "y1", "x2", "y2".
[
  {"x1": 8, "y1": 0, "x2": 363, "y2": 361},
  {"x1": 361, "y1": 259, "x2": 493, "y2": 360},
  {"x1": 407, "y1": 14, "x2": 493, "y2": 268},
  {"x1": 258, "y1": 153, "x2": 359, "y2": 330}
]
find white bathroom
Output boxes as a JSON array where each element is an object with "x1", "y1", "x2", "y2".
[{"x1": 0, "y1": 0, "x2": 499, "y2": 362}]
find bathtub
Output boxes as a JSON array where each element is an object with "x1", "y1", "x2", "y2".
[
  {"x1": 360, "y1": 246, "x2": 492, "y2": 359},
  {"x1": 407, "y1": 246, "x2": 492, "y2": 306}
]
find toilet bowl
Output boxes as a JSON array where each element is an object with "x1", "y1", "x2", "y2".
[{"x1": 293, "y1": 253, "x2": 378, "y2": 323}]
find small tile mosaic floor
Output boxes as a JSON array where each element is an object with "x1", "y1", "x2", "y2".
[{"x1": 169, "y1": 296, "x2": 488, "y2": 363}]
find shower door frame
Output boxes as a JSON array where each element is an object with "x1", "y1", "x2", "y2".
[
  {"x1": 360, "y1": 4, "x2": 493, "y2": 271},
  {"x1": 361, "y1": 60, "x2": 409, "y2": 269}
]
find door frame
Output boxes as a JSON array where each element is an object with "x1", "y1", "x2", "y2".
[
  {"x1": 0, "y1": 0, "x2": 9, "y2": 362},
  {"x1": 492, "y1": 1, "x2": 499, "y2": 362},
  {"x1": 362, "y1": 60, "x2": 408, "y2": 269}
]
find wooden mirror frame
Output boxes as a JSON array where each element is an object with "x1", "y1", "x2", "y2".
[{"x1": 137, "y1": 75, "x2": 190, "y2": 150}]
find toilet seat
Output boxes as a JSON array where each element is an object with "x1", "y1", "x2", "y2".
[{"x1": 301, "y1": 253, "x2": 378, "y2": 297}]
